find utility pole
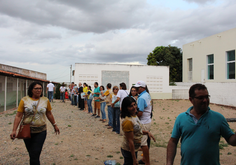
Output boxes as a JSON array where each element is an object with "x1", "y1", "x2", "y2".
[{"x1": 70, "y1": 65, "x2": 72, "y2": 85}]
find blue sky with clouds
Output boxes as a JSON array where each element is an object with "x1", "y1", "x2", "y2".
[{"x1": 0, "y1": 0, "x2": 235, "y2": 82}]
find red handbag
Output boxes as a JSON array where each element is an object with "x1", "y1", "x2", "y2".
[{"x1": 16, "y1": 99, "x2": 40, "y2": 139}]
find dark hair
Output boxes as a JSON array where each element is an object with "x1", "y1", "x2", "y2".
[
  {"x1": 88, "y1": 86, "x2": 92, "y2": 90},
  {"x1": 120, "y1": 82, "x2": 127, "y2": 90},
  {"x1": 100, "y1": 85, "x2": 105, "y2": 91},
  {"x1": 107, "y1": 83, "x2": 112, "y2": 89},
  {"x1": 145, "y1": 85, "x2": 150, "y2": 93},
  {"x1": 121, "y1": 97, "x2": 137, "y2": 118},
  {"x1": 94, "y1": 82, "x2": 98, "y2": 86},
  {"x1": 189, "y1": 83, "x2": 207, "y2": 98},
  {"x1": 28, "y1": 81, "x2": 43, "y2": 97},
  {"x1": 83, "y1": 83, "x2": 88, "y2": 86},
  {"x1": 129, "y1": 86, "x2": 138, "y2": 97}
]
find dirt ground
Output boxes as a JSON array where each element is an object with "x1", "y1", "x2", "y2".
[{"x1": 1, "y1": 99, "x2": 236, "y2": 165}]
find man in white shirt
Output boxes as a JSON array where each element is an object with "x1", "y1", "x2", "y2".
[
  {"x1": 59, "y1": 83, "x2": 66, "y2": 103},
  {"x1": 47, "y1": 81, "x2": 55, "y2": 102}
]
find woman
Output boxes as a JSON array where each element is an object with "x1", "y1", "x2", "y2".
[
  {"x1": 121, "y1": 97, "x2": 155, "y2": 165},
  {"x1": 10, "y1": 81, "x2": 60, "y2": 165},
  {"x1": 111, "y1": 86, "x2": 120, "y2": 134},
  {"x1": 83, "y1": 83, "x2": 88, "y2": 112},
  {"x1": 85, "y1": 86, "x2": 93, "y2": 114},
  {"x1": 99, "y1": 85, "x2": 107, "y2": 122},
  {"x1": 129, "y1": 86, "x2": 138, "y2": 101}
]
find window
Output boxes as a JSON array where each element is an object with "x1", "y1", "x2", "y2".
[
  {"x1": 207, "y1": 54, "x2": 214, "y2": 79},
  {"x1": 188, "y1": 58, "x2": 192, "y2": 81},
  {"x1": 227, "y1": 50, "x2": 235, "y2": 79}
]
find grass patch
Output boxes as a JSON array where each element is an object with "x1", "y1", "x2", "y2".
[
  {"x1": 55, "y1": 143, "x2": 59, "y2": 145},
  {"x1": 120, "y1": 156, "x2": 123, "y2": 159},
  {"x1": 107, "y1": 155, "x2": 113, "y2": 158},
  {"x1": 116, "y1": 151, "x2": 120, "y2": 154},
  {"x1": 227, "y1": 152, "x2": 232, "y2": 155},
  {"x1": 68, "y1": 125, "x2": 71, "y2": 127},
  {"x1": 5, "y1": 111, "x2": 17, "y2": 117},
  {"x1": 219, "y1": 141, "x2": 228, "y2": 149},
  {"x1": 165, "y1": 122, "x2": 169, "y2": 124},
  {"x1": 8, "y1": 122, "x2": 12, "y2": 125},
  {"x1": 70, "y1": 154, "x2": 74, "y2": 157}
]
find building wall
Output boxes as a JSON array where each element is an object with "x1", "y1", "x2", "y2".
[
  {"x1": 74, "y1": 63, "x2": 172, "y2": 99},
  {"x1": 172, "y1": 82, "x2": 236, "y2": 107},
  {"x1": 183, "y1": 28, "x2": 236, "y2": 83}
]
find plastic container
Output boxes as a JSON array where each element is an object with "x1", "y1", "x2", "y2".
[{"x1": 104, "y1": 160, "x2": 116, "y2": 165}]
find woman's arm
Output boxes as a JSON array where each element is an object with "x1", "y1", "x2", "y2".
[
  {"x1": 111, "y1": 97, "x2": 120, "y2": 108},
  {"x1": 142, "y1": 130, "x2": 156, "y2": 142},
  {"x1": 10, "y1": 112, "x2": 23, "y2": 140},
  {"x1": 125, "y1": 131, "x2": 138, "y2": 165},
  {"x1": 46, "y1": 111, "x2": 60, "y2": 135}
]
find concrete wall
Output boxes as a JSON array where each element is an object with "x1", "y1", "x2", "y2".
[
  {"x1": 172, "y1": 82, "x2": 236, "y2": 107},
  {"x1": 183, "y1": 28, "x2": 236, "y2": 83},
  {"x1": 0, "y1": 63, "x2": 47, "y2": 80},
  {"x1": 74, "y1": 63, "x2": 172, "y2": 99}
]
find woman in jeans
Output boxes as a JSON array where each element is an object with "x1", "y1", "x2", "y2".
[
  {"x1": 120, "y1": 97, "x2": 155, "y2": 165},
  {"x1": 10, "y1": 81, "x2": 60, "y2": 165},
  {"x1": 99, "y1": 85, "x2": 107, "y2": 122},
  {"x1": 85, "y1": 86, "x2": 93, "y2": 114},
  {"x1": 111, "y1": 86, "x2": 120, "y2": 134}
]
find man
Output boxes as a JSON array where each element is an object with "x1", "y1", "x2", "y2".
[
  {"x1": 59, "y1": 83, "x2": 66, "y2": 103},
  {"x1": 134, "y1": 80, "x2": 152, "y2": 165},
  {"x1": 73, "y1": 84, "x2": 78, "y2": 106},
  {"x1": 167, "y1": 83, "x2": 236, "y2": 165},
  {"x1": 92, "y1": 82, "x2": 100, "y2": 118},
  {"x1": 47, "y1": 81, "x2": 55, "y2": 102},
  {"x1": 102, "y1": 83, "x2": 112, "y2": 128},
  {"x1": 78, "y1": 82, "x2": 84, "y2": 110}
]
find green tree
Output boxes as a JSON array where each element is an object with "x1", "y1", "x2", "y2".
[{"x1": 147, "y1": 45, "x2": 182, "y2": 83}]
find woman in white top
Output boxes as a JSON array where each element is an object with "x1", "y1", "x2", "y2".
[{"x1": 111, "y1": 82, "x2": 129, "y2": 110}]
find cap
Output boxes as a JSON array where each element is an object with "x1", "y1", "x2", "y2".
[{"x1": 134, "y1": 80, "x2": 146, "y2": 87}]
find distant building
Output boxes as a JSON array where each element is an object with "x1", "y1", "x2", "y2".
[
  {"x1": 0, "y1": 63, "x2": 49, "y2": 112},
  {"x1": 74, "y1": 63, "x2": 172, "y2": 99},
  {"x1": 175, "y1": 27, "x2": 236, "y2": 106}
]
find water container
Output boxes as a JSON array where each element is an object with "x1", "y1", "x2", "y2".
[{"x1": 104, "y1": 160, "x2": 116, "y2": 165}]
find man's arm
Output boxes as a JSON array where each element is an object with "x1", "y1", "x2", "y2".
[
  {"x1": 166, "y1": 137, "x2": 179, "y2": 165},
  {"x1": 226, "y1": 134, "x2": 236, "y2": 146}
]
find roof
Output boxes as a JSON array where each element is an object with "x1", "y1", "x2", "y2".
[{"x1": 0, "y1": 70, "x2": 50, "y2": 83}]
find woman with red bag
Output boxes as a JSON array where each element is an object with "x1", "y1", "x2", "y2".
[{"x1": 10, "y1": 81, "x2": 60, "y2": 165}]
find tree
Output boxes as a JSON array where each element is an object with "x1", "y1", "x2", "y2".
[{"x1": 147, "y1": 45, "x2": 182, "y2": 82}]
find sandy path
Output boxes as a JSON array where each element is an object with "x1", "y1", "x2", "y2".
[{"x1": 1, "y1": 99, "x2": 236, "y2": 165}]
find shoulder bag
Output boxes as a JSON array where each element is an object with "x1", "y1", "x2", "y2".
[{"x1": 16, "y1": 99, "x2": 40, "y2": 139}]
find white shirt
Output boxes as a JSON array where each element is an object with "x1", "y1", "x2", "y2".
[
  {"x1": 117, "y1": 89, "x2": 129, "y2": 107},
  {"x1": 60, "y1": 86, "x2": 66, "y2": 92},
  {"x1": 47, "y1": 83, "x2": 54, "y2": 91}
]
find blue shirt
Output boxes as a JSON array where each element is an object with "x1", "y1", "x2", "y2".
[
  {"x1": 137, "y1": 90, "x2": 152, "y2": 124},
  {"x1": 172, "y1": 106, "x2": 234, "y2": 165}
]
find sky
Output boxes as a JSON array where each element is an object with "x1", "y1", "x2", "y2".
[{"x1": 0, "y1": 0, "x2": 236, "y2": 82}]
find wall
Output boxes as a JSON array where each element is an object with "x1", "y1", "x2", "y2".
[
  {"x1": 74, "y1": 63, "x2": 172, "y2": 99},
  {"x1": 172, "y1": 82, "x2": 236, "y2": 107},
  {"x1": 0, "y1": 63, "x2": 47, "y2": 80},
  {"x1": 183, "y1": 28, "x2": 236, "y2": 83}
]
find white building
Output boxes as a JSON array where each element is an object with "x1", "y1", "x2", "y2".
[
  {"x1": 176, "y1": 27, "x2": 236, "y2": 107},
  {"x1": 74, "y1": 63, "x2": 172, "y2": 99}
]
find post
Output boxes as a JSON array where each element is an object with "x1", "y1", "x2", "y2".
[
  {"x1": 16, "y1": 78, "x2": 19, "y2": 107},
  {"x1": 4, "y1": 76, "x2": 7, "y2": 111},
  {"x1": 26, "y1": 80, "x2": 28, "y2": 96},
  {"x1": 70, "y1": 65, "x2": 72, "y2": 85}
]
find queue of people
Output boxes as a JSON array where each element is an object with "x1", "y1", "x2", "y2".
[{"x1": 10, "y1": 80, "x2": 236, "y2": 165}]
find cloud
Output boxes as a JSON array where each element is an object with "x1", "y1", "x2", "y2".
[{"x1": 183, "y1": 0, "x2": 216, "y2": 4}]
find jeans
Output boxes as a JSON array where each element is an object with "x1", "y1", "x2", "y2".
[
  {"x1": 121, "y1": 148, "x2": 137, "y2": 165},
  {"x1": 60, "y1": 92, "x2": 65, "y2": 102},
  {"x1": 74, "y1": 95, "x2": 77, "y2": 105},
  {"x1": 112, "y1": 107, "x2": 120, "y2": 134},
  {"x1": 71, "y1": 94, "x2": 74, "y2": 105},
  {"x1": 107, "y1": 105, "x2": 113, "y2": 127},
  {"x1": 24, "y1": 131, "x2": 47, "y2": 165},
  {"x1": 48, "y1": 91, "x2": 53, "y2": 102},
  {"x1": 87, "y1": 99, "x2": 93, "y2": 113},
  {"x1": 100, "y1": 102, "x2": 106, "y2": 119}
]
